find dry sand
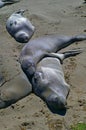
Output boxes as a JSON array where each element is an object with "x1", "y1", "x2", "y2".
[{"x1": 0, "y1": 0, "x2": 86, "y2": 130}]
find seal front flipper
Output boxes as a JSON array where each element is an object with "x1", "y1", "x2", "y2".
[
  {"x1": 62, "y1": 48, "x2": 83, "y2": 59},
  {"x1": 43, "y1": 52, "x2": 64, "y2": 64},
  {"x1": 44, "y1": 48, "x2": 83, "y2": 64}
]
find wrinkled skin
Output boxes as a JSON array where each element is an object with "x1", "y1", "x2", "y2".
[{"x1": 6, "y1": 10, "x2": 35, "y2": 43}]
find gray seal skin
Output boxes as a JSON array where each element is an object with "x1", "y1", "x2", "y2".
[
  {"x1": 32, "y1": 49, "x2": 82, "y2": 115},
  {"x1": 6, "y1": 10, "x2": 35, "y2": 43},
  {"x1": 32, "y1": 57, "x2": 69, "y2": 115},
  {"x1": 20, "y1": 34, "x2": 86, "y2": 83},
  {"x1": 0, "y1": 0, "x2": 19, "y2": 8},
  {"x1": 0, "y1": 49, "x2": 82, "y2": 112},
  {"x1": 0, "y1": 71, "x2": 32, "y2": 109}
]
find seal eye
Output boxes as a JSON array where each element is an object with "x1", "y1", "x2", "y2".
[
  {"x1": 10, "y1": 21, "x2": 13, "y2": 26},
  {"x1": 14, "y1": 21, "x2": 17, "y2": 25},
  {"x1": 34, "y1": 72, "x2": 43, "y2": 80},
  {"x1": 33, "y1": 71, "x2": 45, "y2": 83}
]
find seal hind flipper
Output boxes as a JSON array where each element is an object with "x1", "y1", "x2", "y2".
[{"x1": 0, "y1": 0, "x2": 20, "y2": 8}]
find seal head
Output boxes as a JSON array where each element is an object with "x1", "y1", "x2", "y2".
[
  {"x1": 32, "y1": 67, "x2": 69, "y2": 115},
  {"x1": 21, "y1": 58, "x2": 36, "y2": 82},
  {"x1": 6, "y1": 10, "x2": 35, "y2": 43}
]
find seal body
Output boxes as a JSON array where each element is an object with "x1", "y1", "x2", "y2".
[
  {"x1": 0, "y1": 72, "x2": 32, "y2": 109},
  {"x1": 20, "y1": 34, "x2": 86, "y2": 83},
  {"x1": 0, "y1": 49, "x2": 82, "y2": 111},
  {"x1": 20, "y1": 34, "x2": 86, "y2": 115},
  {"x1": 32, "y1": 57, "x2": 70, "y2": 115},
  {"x1": 6, "y1": 10, "x2": 35, "y2": 43},
  {"x1": 32, "y1": 47, "x2": 84, "y2": 115}
]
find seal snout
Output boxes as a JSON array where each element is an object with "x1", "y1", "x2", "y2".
[
  {"x1": 15, "y1": 32, "x2": 29, "y2": 43},
  {"x1": 46, "y1": 94, "x2": 67, "y2": 115}
]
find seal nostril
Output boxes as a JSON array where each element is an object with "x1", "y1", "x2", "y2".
[{"x1": 24, "y1": 36, "x2": 29, "y2": 42}]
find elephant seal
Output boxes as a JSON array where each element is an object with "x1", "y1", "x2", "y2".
[
  {"x1": 0, "y1": 0, "x2": 19, "y2": 8},
  {"x1": 6, "y1": 10, "x2": 35, "y2": 43},
  {"x1": 0, "y1": 49, "x2": 83, "y2": 113},
  {"x1": 32, "y1": 49, "x2": 82, "y2": 115},
  {"x1": 20, "y1": 34, "x2": 86, "y2": 83},
  {"x1": 0, "y1": 71, "x2": 32, "y2": 109}
]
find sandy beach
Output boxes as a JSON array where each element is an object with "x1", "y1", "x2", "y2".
[{"x1": 0, "y1": 0, "x2": 86, "y2": 130}]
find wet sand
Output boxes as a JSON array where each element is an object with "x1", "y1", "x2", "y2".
[{"x1": 0, "y1": 0, "x2": 86, "y2": 130}]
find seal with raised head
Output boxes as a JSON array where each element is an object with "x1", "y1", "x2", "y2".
[
  {"x1": 20, "y1": 34, "x2": 86, "y2": 83},
  {"x1": 6, "y1": 10, "x2": 35, "y2": 43},
  {"x1": 0, "y1": 0, "x2": 19, "y2": 8},
  {"x1": 32, "y1": 49, "x2": 82, "y2": 115}
]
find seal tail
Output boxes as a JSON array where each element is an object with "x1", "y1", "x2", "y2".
[
  {"x1": 15, "y1": 9, "x2": 28, "y2": 15},
  {"x1": 73, "y1": 34, "x2": 86, "y2": 41}
]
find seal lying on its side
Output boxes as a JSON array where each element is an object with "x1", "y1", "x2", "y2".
[
  {"x1": 0, "y1": 71, "x2": 32, "y2": 109},
  {"x1": 0, "y1": 0, "x2": 19, "y2": 8},
  {"x1": 20, "y1": 34, "x2": 86, "y2": 84},
  {"x1": 32, "y1": 49, "x2": 82, "y2": 115},
  {"x1": 0, "y1": 49, "x2": 82, "y2": 112},
  {"x1": 6, "y1": 10, "x2": 35, "y2": 43}
]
